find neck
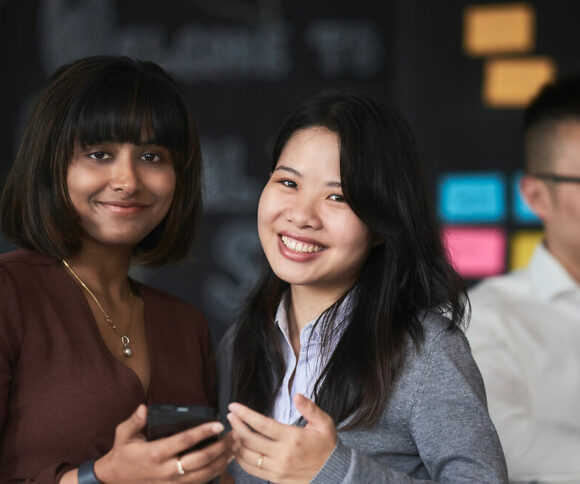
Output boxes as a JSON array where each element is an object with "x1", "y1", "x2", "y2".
[
  {"x1": 64, "y1": 244, "x2": 134, "y2": 302},
  {"x1": 544, "y1": 238, "x2": 580, "y2": 285},
  {"x1": 288, "y1": 284, "x2": 345, "y2": 333}
]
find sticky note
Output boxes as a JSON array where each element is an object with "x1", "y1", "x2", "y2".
[
  {"x1": 512, "y1": 172, "x2": 541, "y2": 223},
  {"x1": 483, "y1": 56, "x2": 556, "y2": 108},
  {"x1": 463, "y1": 3, "x2": 535, "y2": 56},
  {"x1": 439, "y1": 173, "x2": 506, "y2": 223},
  {"x1": 443, "y1": 226, "x2": 506, "y2": 278},
  {"x1": 510, "y1": 230, "x2": 543, "y2": 270}
]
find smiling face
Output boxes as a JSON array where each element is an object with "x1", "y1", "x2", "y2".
[
  {"x1": 257, "y1": 127, "x2": 374, "y2": 298},
  {"x1": 66, "y1": 141, "x2": 176, "y2": 251}
]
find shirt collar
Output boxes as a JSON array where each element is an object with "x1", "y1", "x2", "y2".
[
  {"x1": 528, "y1": 242, "x2": 580, "y2": 301},
  {"x1": 274, "y1": 290, "x2": 354, "y2": 345}
]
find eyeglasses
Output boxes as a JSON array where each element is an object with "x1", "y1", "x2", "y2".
[{"x1": 530, "y1": 173, "x2": 580, "y2": 184}]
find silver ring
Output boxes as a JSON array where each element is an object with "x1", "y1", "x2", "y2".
[
  {"x1": 257, "y1": 454, "x2": 264, "y2": 469},
  {"x1": 177, "y1": 457, "x2": 186, "y2": 475}
]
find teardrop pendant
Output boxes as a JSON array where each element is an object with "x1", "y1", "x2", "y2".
[{"x1": 122, "y1": 335, "x2": 132, "y2": 357}]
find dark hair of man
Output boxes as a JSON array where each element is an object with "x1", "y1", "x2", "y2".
[
  {"x1": 232, "y1": 88, "x2": 468, "y2": 430},
  {"x1": 0, "y1": 55, "x2": 201, "y2": 266},
  {"x1": 523, "y1": 75, "x2": 580, "y2": 173}
]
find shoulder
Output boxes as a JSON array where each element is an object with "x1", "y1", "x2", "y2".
[
  {"x1": 466, "y1": 269, "x2": 531, "y2": 342},
  {"x1": 413, "y1": 313, "x2": 473, "y2": 366},
  {"x1": 399, "y1": 312, "x2": 484, "y2": 399},
  {"x1": 468, "y1": 268, "x2": 529, "y2": 307},
  {"x1": 0, "y1": 249, "x2": 57, "y2": 271},
  {"x1": 0, "y1": 249, "x2": 61, "y2": 291}
]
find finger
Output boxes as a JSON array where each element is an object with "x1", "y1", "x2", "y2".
[
  {"x1": 228, "y1": 402, "x2": 288, "y2": 441},
  {"x1": 175, "y1": 441, "x2": 233, "y2": 483},
  {"x1": 180, "y1": 434, "x2": 231, "y2": 472},
  {"x1": 171, "y1": 452, "x2": 230, "y2": 483},
  {"x1": 151, "y1": 421, "x2": 225, "y2": 459},
  {"x1": 233, "y1": 445, "x2": 271, "y2": 482},
  {"x1": 234, "y1": 443, "x2": 267, "y2": 471},
  {"x1": 294, "y1": 393, "x2": 334, "y2": 429},
  {"x1": 227, "y1": 412, "x2": 277, "y2": 456},
  {"x1": 114, "y1": 404, "x2": 147, "y2": 444}
]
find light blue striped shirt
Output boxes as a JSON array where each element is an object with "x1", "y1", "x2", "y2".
[{"x1": 271, "y1": 292, "x2": 352, "y2": 424}]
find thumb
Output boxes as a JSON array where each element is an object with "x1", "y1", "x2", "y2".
[
  {"x1": 115, "y1": 404, "x2": 147, "y2": 443},
  {"x1": 294, "y1": 394, "x2": 333, "y2": 430}
]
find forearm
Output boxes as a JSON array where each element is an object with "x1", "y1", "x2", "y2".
[{"x1": 310, "y1": 440, "x2": 434, "y2": 484}]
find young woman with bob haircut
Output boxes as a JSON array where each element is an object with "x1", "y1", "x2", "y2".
[
  {"x1": 218, "y1": 88, "x2": 508, "y2": 482},
  {"x1": 0, "y1": 56, "x2": 231, "y2": 483}
]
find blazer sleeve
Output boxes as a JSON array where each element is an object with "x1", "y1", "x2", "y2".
[{"x1": 311, "y1": 327, "x2": 508, "y2": 483}]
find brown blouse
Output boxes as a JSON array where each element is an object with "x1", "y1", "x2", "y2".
[{"x1": 0, "y1": 249, "x2": 216, "y2": 482}]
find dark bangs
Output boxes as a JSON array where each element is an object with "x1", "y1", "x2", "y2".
[{"x1": 72, "y1": 66, "x2": 191, "y2": 162}]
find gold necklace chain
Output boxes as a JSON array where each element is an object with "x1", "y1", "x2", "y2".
[{"x1": 62, "y1": 259, "x2": 134, "y2": 357}]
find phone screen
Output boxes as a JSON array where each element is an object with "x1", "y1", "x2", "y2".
[{"x1": 146, "y1": 404, "x2": 219, "y2": 453}]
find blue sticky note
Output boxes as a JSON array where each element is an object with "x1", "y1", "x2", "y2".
[
  {"x1": 512, "y1": 173, "x2": 541, "y2": 224},
  {"x1": 439, "y1": 173, "x2": 506, "y2": 223}
]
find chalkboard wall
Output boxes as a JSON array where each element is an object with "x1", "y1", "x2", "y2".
[{"x1": 2, "y1": 0, "x2": 580, "y2": 345}]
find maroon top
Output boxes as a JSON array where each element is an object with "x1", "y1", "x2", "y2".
[{"x1": 0, "y1": 249, "x2": 216, "y2": 482}]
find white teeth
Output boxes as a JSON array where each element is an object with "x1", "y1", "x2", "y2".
[{"x1": 281, "y1": 235, "x2": 323, "y2": 253}]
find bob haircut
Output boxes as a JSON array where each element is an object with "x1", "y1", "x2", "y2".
[
  {"x1": 232, "y1": 87, "x2": 467, "y2": 429},
  {"x1": 0, "y1": 55, "x2": 202, "y2": 266}
]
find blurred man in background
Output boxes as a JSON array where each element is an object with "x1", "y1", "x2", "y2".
[{"x1": 468, "y1": 76, "x2": 580, "y2": 482}]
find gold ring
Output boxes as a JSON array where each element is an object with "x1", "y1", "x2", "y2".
[
  {"x1": 257, "y1": 454, "x2": 264, "y2": 469},
  {"x1": 177, "y1": 457, "x2": 186, "y2": 475}
]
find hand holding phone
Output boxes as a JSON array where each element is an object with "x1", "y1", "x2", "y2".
[{"x1": 146, "y1": 404, "x2": 219, "y2": 453}]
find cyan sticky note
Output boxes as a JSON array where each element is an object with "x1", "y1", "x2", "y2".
[
  {"x1": 443, "y1": 226, "x2": 506, "y2": 278},
  {"x1": 439, "y1": 172, "x2": 506, "y2": 223},
  {"x1": 512, "y1": 173, "x2": 541, "y2": 223}
]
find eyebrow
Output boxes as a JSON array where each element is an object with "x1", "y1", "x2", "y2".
[{"x1": 274, "y1": 165, "x2": 342, "y2": 188}]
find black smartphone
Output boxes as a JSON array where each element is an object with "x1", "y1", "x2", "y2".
[{"x1": 146, "y1": 404, "x2": 219, "y2": 453}]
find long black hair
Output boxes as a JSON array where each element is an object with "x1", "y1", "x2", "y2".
[{"x1": 232, "y1": 88, "x2": 467, "y2": 429}]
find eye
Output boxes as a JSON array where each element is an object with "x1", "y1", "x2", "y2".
[
  {"x1": 140, "y1": 152, "x2": 162, "y2": 163},
  {"x1": 278, "y1": 179, "x2": 297, "y2": 189},
  {"x1": 328, "y1": 193, "x2": 345, "y2": 202},
  {"x1": 88, "y1": 151, "x2": 111, "y2": 160}
]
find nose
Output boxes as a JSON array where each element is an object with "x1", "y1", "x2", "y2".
[
  {"x1": 110, "y1": 149, "x2": 140, "y2": 194},
  {"x1": 285, "y1": 194, "x2": 322, "y2": 229}
]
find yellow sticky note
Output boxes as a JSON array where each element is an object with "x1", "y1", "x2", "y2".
[
  {"x1": 464, "y1": 3, "x2": 535, "y2": 56},
  {"x1": 483, "y1": 57, "x2": 556, "y2": 108},
  {"x1": 510, "y1": 230, "x2": 544, "y2": 270}
]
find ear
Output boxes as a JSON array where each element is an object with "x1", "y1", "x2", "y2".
[{"x1": 519, "y1": 174, "x2": 551, "y2": 221}]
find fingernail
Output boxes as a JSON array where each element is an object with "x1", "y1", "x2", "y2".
[
  {"x1": 212, "y1": 423, "x2": 224, "y2": 433},
  {"x1": 226, "y1": 412, "x2": 233, "y2": 421},
  {"x1": 137, "y1": 404, "x2": 147, "y2": 420}
]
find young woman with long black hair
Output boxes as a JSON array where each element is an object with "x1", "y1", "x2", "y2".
[{"x1": 218, "y1": 88, "x2": 507, "y2": 482}]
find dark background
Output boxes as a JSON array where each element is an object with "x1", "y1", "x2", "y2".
[{"x1": 1, "y1": 0, "x2": 580, "y2": 345}]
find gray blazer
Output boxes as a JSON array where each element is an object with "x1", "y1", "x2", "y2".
[{"x1": 217, "y1": 312, "x2": 508, "y2": 483}]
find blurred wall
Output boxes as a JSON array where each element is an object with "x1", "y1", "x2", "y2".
[{"x1": 1, "y1": 0, "x2": 580, "y2": 345}]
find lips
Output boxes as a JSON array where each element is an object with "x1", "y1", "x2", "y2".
[
  {"x1": 280, "y1": 234, "x2": 325, "y2": 253},
  {"x1": 96, "y1": 200, "x2": 150, "y2": 213}
]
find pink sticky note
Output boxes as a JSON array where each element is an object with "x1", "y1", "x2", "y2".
[{"x1": 443, "y1": 226, "x2": 506, "y2": 278}]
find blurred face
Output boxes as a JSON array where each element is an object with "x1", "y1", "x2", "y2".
[
  {"x1": 67, "y1": 142, "x2": 176, "y2": 250},
  {"x1": 257, "y1": 127, "x2": 374, "y2": 297},
  {"x1": 541, "y1": 122, "x2": 580, "y2": 278}
]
